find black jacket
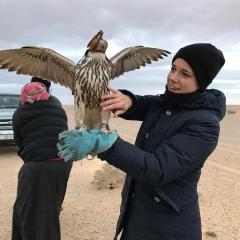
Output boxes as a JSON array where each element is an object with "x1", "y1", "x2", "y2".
[
  {"x1": 12, "y1": 96, "x2": 68, "y2": 162},
  {"x1": 98, "y1": 89, "x2": 226, "y2": 240}
]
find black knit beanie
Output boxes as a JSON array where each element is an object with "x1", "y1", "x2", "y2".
[
  {"x1": 31, "y1": 77, "x2": 51, "y2": 92},
  {"x1": 172, "y1": 43, "x2": 225, "y2": 90}
]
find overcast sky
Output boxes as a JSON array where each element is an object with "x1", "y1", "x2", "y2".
[{"x1": 0, "y1": 0, "x2": 239, "y2": 104}]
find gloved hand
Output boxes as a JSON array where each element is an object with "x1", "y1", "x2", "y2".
[{"x1": 57, "y1": 129, "x2": 118, "y2": 162}]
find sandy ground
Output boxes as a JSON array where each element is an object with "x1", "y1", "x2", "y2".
[{"x1": 0, "y1": 105, "x2": 240, "y2": 240}]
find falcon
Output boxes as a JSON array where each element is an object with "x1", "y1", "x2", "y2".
[{"x1": 0, "y1": 30, "x2": 170, "y2": 130}]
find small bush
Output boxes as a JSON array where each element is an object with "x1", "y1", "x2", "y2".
[
  {"x1": 227, "y1": 109, "x2": 236, "y2": 114},
  {"x1": 92, "y1": 163, "x2": 125, "y2": 190},
  {"x1": 205, "y1": 231, "x2": 217, "y2": 237}
]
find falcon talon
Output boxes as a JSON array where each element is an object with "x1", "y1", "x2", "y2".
[
  {"x1": 77, "y1": 126, "x2": 87, "y2": 131},
  {"x1": 86, "y1": 153, "x2": 95, "y2": 160}
]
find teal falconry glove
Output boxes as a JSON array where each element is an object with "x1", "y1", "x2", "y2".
[{"x1": 57, "y1": 129, "x2": 118, "y2": 162}]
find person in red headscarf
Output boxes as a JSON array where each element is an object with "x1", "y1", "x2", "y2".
[
  {"x1": 12, "y1": 79, "x2": 72, "y2": 240},
  {"x1": 20, "y1": 81, "x2": 49, "y2": 104}
]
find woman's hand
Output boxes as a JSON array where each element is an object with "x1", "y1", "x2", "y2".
[
  {"x1": 57, "y1": 129, "x2": 118, "y2": 161},
  {"x1": 100, "y1": 87, "x2": 133, "y2": 117}
]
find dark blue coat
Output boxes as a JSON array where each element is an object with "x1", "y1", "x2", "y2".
[{"x1": 98, "y1": 89, "x2": 226, "y2": 240}]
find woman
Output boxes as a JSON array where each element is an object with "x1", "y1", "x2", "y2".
[
  {"x1": 12, "y1": 79, "x2": 72, "y2": 240},
  {"x1": 58, "y1": 43, "x2": 226, "y2": 240}
]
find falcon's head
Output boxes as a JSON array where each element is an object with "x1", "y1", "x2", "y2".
[{"x1": 87, "y1": 30, "x2": 108, "y2": 53}]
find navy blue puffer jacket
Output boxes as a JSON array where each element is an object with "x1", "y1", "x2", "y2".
[{"x1": 98, "y1": 89, "x2": 226, "y2": 240}]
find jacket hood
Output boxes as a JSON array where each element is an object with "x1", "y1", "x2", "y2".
[{"x1": 184, "y1": 89, "x2": 226, "y2": 121}]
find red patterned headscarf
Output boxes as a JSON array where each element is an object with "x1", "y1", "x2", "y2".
[{"x1": 21, "y1": 82, "x2": 49, "y2": 104}]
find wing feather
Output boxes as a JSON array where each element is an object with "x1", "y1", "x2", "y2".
[
  {"x1": 0, "y1": 46, "x2": 76, "y2": 90},
  {"x1": 110, "y1": 46, "x2": 170, "y2": 79}
]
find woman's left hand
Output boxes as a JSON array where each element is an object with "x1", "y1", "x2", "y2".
[{"x1": 100, "y1": 87, "x2": 133, "y2": 117}]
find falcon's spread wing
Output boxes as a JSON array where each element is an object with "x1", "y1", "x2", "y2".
[
  {"x1": 0, "y1": 46, "x2": 76, "y2": 90},
  {"x1": 110, "y1": 46, "x2": 170, "y2": 80}
]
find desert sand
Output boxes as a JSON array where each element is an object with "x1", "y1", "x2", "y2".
[{"x1": 0, "y1": 105, "x2": 240, "y2": 240}]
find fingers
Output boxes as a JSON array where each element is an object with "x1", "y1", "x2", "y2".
[
  {"x1": 101, "y1": 88, "x2": 120, "y2": 101},
  {"x1": 101, "y1": 92, "x2": 116, "y2": 101},
  {"x1": 100, "y1": 88, "x2": 132, "y2": 115},
  {"x1": 59, "y1": 130, "x2": 70, "y2": 140},
  {"x1": 57, "y1": 140, "x2": 65, "y2": 149},
  {"x1": 100, "y1": 90, "x2": 124, "y2": 109},
  {"x1": 113, "y1": 109, "x2": 125, "y2": 117},
  {"x1": 101, "y1": 94, "x2": 112, "y2": 101},
  {"x1": 107, "y1": 87, "x2": 118, "y2": 93},
  {"x1": 57, "y1": 141, "x2": 70, "y2": 151},
  {"x1": 100, "y1": 97, "x2": 121, "y2": 109},
  {"x1": 59, "y1": 130, "x2": 79, "y2": 140},
  {"x1": 101, "y1": 101, "x2": 124, "y2": 112}
]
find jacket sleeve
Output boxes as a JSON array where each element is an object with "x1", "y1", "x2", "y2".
[
  {"x1": 12, "y1": 109, "x2": 23, "y2": 148},
  {"x1": 119, "y1": 90, "x2": 160, "y2": 121},
  {"x1": 98, "y1": 118, "x2": 219, "y2": 186}
]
